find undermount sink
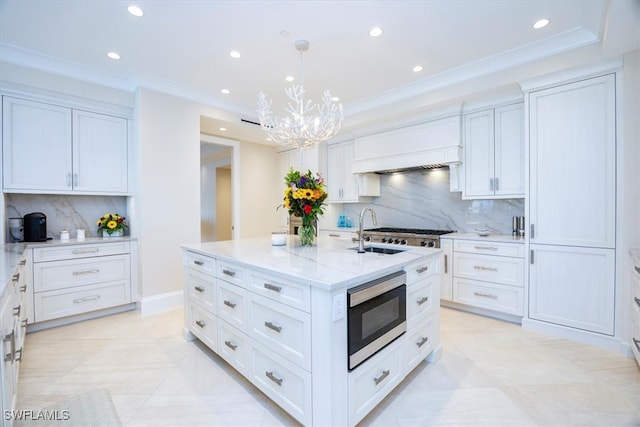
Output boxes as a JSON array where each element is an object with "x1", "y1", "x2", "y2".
[{"x1": 349, "y1": 246, "x2": 406, "y2": 255}]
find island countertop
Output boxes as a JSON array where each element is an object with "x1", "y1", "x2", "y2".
[{"x1": 182, "y1": 236, "x2": 441, "y2": 290}]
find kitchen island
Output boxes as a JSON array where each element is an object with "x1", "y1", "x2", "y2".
[{"x1": 182, "y1": 236, "x2": 442, "y2": 426}]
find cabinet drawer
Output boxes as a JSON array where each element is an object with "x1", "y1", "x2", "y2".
[
  {"x1": 184, "y1": 269, "x2": 215, "y2": 312},
  {"x1": 454, "y1": 240, "x2": 524, "y2": 258},
  {"x1": 187, "y1": 301, "x2": 217, "y2": 351},
  {"x1": 406, "y1": 278, "x2": 434, "y2": 327},
  {"x1": 405, "y1": 258, "x2": 437, "y2": 284},
  {"x1": 453, "y1": 278, "x2": 524, "y2": 316},
  {"x1": 33, "y1": 242, "x2": 130, "y2": 262},
  {"x1": 34, "y1": 254, "x2": 130, "y2": 292},
  {"x1": 247, "y1": 293, "x2": 311, "y2": 371},
  {"x1": 217, "y1": 260, "x2": 246, "y2": 287},
  {"x1": 249, "y1": 341, "x2": 311, "y2": 426},
  {"x1": 405, "y1": 314, "x2": 435, "y2": 372},
  {"x1": 184, "y1": 251, "x2": 215, "y2": 276},
  {"x1": 453, "y1": 252, "x2": 524, "y2": 287},
  {"x1": 217, "y1": 279, "x2": 247, "y2": 332},
  {"x1": 34, "y1": 279, "x2": 130, "y2": 322},
  {"x1": 249, "y1": 272, "x2": 310, "y2": 312},
  {"x1": 218, "y1": 321, "x2": 248, "y2": 376},
  {"x1": 348, "y1": 338, "x2": 403, "y2": 427},
  {"x1": 632, "y1": 271, "x2": 640, "y2": 313}
]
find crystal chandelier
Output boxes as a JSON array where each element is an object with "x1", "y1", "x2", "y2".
[{"x1": 257, "y1": 40, "x2": 343, "y2": 149}]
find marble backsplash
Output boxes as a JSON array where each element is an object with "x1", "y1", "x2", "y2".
[
  {"x1": 5, "y1": 194, "x2": 127, "y2": 242},
  {"x1": 332, "y1": 168, "x2": 524, "y2": 234}
]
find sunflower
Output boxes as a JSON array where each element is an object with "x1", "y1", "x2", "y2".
[{"x1": 107, "y1": 220, "x2": 118, "y2": 229}]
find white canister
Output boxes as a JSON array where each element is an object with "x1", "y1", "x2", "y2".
[
  {"x1": 60, "y1": 230, "x2": 70, "y2": 241},
  {"x1": 76, "y1": 229, "x2": 86, "y2": 241},
  {"x1": 271, "y1": 231, "x2": 287, "y2": 246}
]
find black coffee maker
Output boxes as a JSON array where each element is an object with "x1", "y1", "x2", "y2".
[{"x1": 23, "y1": 212, "x2": 48, "y2": 242}]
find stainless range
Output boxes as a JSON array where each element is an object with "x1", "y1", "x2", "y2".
[{"x1": 361, "y1": 227, "x2": 454, "y2": 248}]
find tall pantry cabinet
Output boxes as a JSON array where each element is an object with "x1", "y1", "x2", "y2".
[{"x1": 527, "y1": 74, "x2": 616, "y2": 335}]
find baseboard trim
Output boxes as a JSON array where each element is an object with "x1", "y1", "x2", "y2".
[
  {"x1": 139, "y1": 290, "x2": 183, "y2": 316},
  {"x1": 27, "y1": 303, "x2": 136, "y2": 333}
]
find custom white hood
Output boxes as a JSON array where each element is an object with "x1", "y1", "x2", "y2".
[{"x1": 351, "y1": 115, "x2": 461, "y2": 174}]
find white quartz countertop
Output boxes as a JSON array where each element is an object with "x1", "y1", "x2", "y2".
[
  {"x1": 183, "y1": 236, "x2": 441, "y2": 290},
  {"x1": 441, "y1": 232, "x2": 525, "y2": 243}
]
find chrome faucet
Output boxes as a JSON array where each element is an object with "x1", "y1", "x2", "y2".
[{"x1": 357, "y1": 207, "x2": 377, "y2": 253}]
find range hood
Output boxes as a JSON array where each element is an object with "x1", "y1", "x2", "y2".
[{"x1": 351, "y1": 115, "x2": 461, "y2": 174}]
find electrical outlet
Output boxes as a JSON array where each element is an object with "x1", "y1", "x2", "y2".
[{"x1": 332, "y1": 294, "x2": 345, "y2": 321}]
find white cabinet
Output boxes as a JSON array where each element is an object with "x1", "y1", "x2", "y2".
[
  {"x1": 326, "y1": 141, "x2": 380, "y2": 202},
  {"x1": 528, "y1": 74, "x2": 616, "y2": 336},
  {"x1": 2, "y1": 96, "x2": 129, "y2": 194},
  {"x1": 319, "y1": 229, "x2": 357, "y2": 242},
  {"x1": 440, "y1": 238, "x2": 453, "y2": 301},
  {"x1": 463, "y1": 103, "x2": 524, "y2": 199},
  {"x1": 630, "y1": 251, "x2": 640, "y2": 366},
  {"x1": 31, "y1": 242, "x2": 133, "y2": 323}
]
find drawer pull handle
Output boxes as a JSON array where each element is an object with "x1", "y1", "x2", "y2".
[
  {"x1": 224, "y1": 340, "x2": 237, "y2": 351},
  {"x1": 373, "y1": 369, "x2": 390, "y2": 386},
  {"x1": 633, "y1": 338, "x2": 640, "y2": 352},
  {"x1": 222, "y1": 269, "x2": 236, "y2": 277},
  {"x1": 416, "y1": 336, "x2": 429, "y2": 348},
  {"x1": 195, "y1": 320, "x2": 206, "y2": 328},
  {"x1": 194, "y1": 286, "x2": 205, "y2": 293},
  {"x1": 328, "y1": 233, "x2": 340, "y2": 238},
  {"x1": 474, "y1": 245, "x2": 498, "y2": 251},
  {"x1": 444, "y1": 254, "x2": 448, "y2": 274},
  {"x1": 416, "y1": 296, "x2": 429, "y2": 306},
  {"x1": 73, "y1": 295, "x2": 101, "y2": 304},
  {"x1": 265, "y1": 371, "x2": 283, "y2": 386},
  {"x1": 72, "y1": 248, "x2": 100, "y2": 254},
  {"x1": 12, "y1": 273, "x2": 19, "y2": 282},
  {"x1": 193, "y1": 260, "x2": 204, "y2": 266},
  {"x1": 635, "y1": 297, "x2": 640, "y2": 309},
  {"x1": 73, "y1": 269, "x2": 100, "y2": 276},
  {"x1": 4, "y1": 331, "x2": 15, "y2": 362},
  {"x1": 223, "y1": 300, "x2": 237, "y2": 309},
  {"x1": 473, "y1": 291, "x2": 498, "y2": 299},
  {"x1": 473, "y1": 265, "x2": 498, "y2": 272},
  {"x1": 14, "y1": 347, "x2": 22, "y2": 362},
  {"x1": 19, "y1": 259, "x2": 26, "y2": 266},
  {"x1": 635, "y1": 266, "x2": 640, "y2": 274},
  {"x1": 19, "y1": 285, "x2": 27, "y2": 293},
  {"x1": 415, "y1": 266, "x2": 429, "y2": 274},
  {"x1": 12, "y1": 306, "x2": 21, "y2": 317},
  {"x1": 264, "y1": 321, "x2": 282, "y2": 333},
  {"x1": 263, "y1": 283, "x2": 282, "y2": 293},
  {"x1": 21, "y1": 319, "x2": 27, "y2": 328}
]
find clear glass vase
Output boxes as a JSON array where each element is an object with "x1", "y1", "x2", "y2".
[{"x1": 299, "y1": 217, "x2": 316, "y2": 246}]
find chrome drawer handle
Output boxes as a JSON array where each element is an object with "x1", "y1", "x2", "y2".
[
  {"x1": 73, "y1": 269, "x2": 100, "y2": 276},
  {"x1": 635, "y1": 297, "x2": 640, "y2": 309},
  {"x1": 72, "y1": 248, "x2": 99, "y2": 254},
  {"x1": 473, "y1": 291, "x2": 497, "y2": 299},
  {"x1": 474, "y1": 245, "x2": 498, "y2": 251},
  {"x1": 223, "y1": 300, "x2": 236, "y2": 309},
  {"x1": 263, "y1": 283, "x2": 282, "y2": 293},
  {"x1": 264, "y1": 321, "x2": 282, "y2": 333},
  {"x1": 73, "y1": 295, "x2": 100, "y2": 304},
  {"x1": 265, "y1": 371, "x2": 283, "y2": 386},
  {"x1": 415, "y1": 266, "x2": 429, "y2": 274},
  {"x1": 12, "y1": 306, "x2": 20, "y2": 317},
  {"x1": 14, "y1": 347, "x2": 22, "y2": 362},
  {"x1": 195, "y1": 320, "x2": 206, "y2": 328},
  {"x1": 222, "y1": 269, "x2": 236, "y2": 277},
  {"x1": 4, "y1": 331, "x2": 15, "y2": 362},
  {"x1": 19, "y1": 285, "x2": 26, "y2": 293},
  {"x1": 193, "y1": 260, "x2": 204, "y2": 266},
  {"x1": 634, "y1": 338, "x2": 640, "y2": 352},
  {"x1": 473, "y1": 265, "x2": 498, "y2": 272},
  {"x1": 194, "y1": 286, "x2": 205, "y2": 293},
  {"x1": 635, "y1": 266, "x2": 640, "y2": 274},
  {"x1": 224, "y1": 340, "x2": 237, "y2": 351},
  {"x1": 416, "y1": 336, "x2": 429, "y2": 348},
  {"x1": 416, "y1": 296, "x2": 429, "y2": 305},
  {"x1": 12, "y1": 273, "x2": 19, "y2": 282},
  {"x1": 373, "y1": 369, "x2": 390, "y2": 386},
  {"x1": 19, "y1": 259, "x2": 26, "y2": 266}
]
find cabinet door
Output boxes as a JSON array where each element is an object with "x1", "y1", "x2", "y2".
[
  {"x1": 529, "y1": 245, "x2": 615, "y2": 335},
  {"x1": 73, "y1": 110, "x2": 128, "y2": 193},
  {"x1": 2, "y1": 96, "x2": 72, "y2": 191},
  {"x1": 494, "y1": 103, "x2": 524, "y2": 197},
  {"x1": 463, "y1": 109, "x2": 494, "y2": 197},
  {"x1": 326, "y1": 143, "x2": 344, "y2": 202},
  {"x1": 440, "y1": 239, "x2": 453, "y2": 301},
  {"x1": 529, "y1": 74, "x2": 616, "y2": 248}
]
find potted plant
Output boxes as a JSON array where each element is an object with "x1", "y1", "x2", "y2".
[
  {"x1": 281, "y1": 168, "x2": 328, "y2": 246},
  {"x1": 96, "y1": 213, "x2": 128, "y2": 237}
]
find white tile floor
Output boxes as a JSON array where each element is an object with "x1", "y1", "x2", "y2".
[{"x1": 16, "y1": 307, "x2": 640, "y2": 426}]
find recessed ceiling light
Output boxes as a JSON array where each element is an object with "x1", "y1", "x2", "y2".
[
  {"x1": 221, "y1": 89, "x2": 230, "y2": 95},
  {"x1": 107, "y1": 52, "x2": 121, "y2": 60},
  {"x1": 127, "y1": 5, "x2": 143, "y2": 17},
  {"x1": 413, "y1": 65, "x2": 423, "y2": 72},
  {"x1": 533, "y1": 18, "x2": 549, "y2": 29},
  {"x1": 369, "y1": 27, "x2": 383, "y2": 37},
  {"x1": 229, "y1": 50, "x2": 241, "y2": 59},
  {"x1": 285, "y1": 76, "x2": 295, "y2": 82},
  {"x1": 219, "y1": 127, "x2": 227, "y2": 132}
]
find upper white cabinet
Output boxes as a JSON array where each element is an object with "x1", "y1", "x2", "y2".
[
  {"x1": 276, "y1": 146, "x2": 321, "y2": 229},
  {"x1": 463, "y1": 103, "x2": 524, "y2": 199},
  {"x1": 326, "y1": 141, "x2": 379, "y2": 203},
  {"x1": 2, "y1": 96, "x2": 129, "y2": 194}
]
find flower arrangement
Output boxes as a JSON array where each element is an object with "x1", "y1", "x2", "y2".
[
  {"x1": 96, "y1": 213, "x2": 128, "y2": 236},
  {"x1": 281, "y1": 167, "x2": 328, "y2": 245}
]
